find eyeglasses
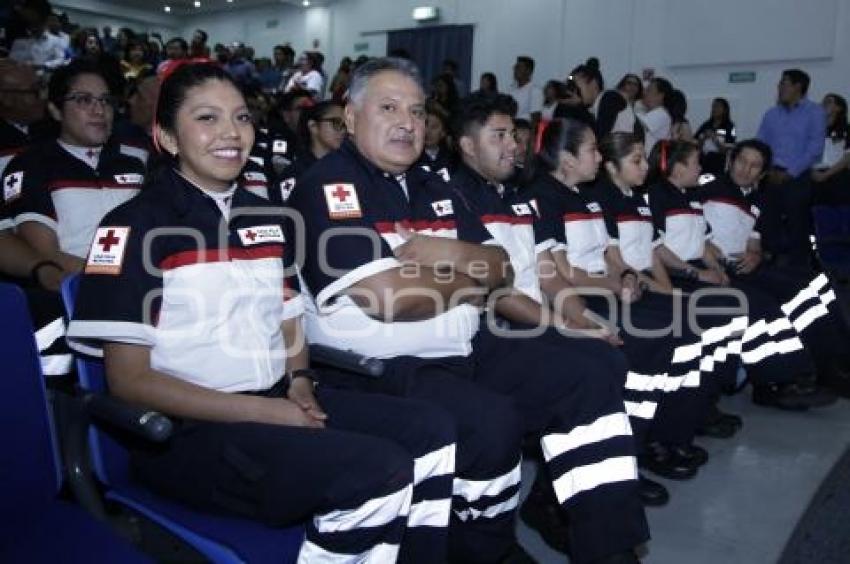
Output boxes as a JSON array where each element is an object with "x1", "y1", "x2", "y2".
[
  {"x1": 317, "y1": 117, "x2": 346, "y2": 132},
  {"x1": 63, "y1": 92, "x2": 118, "y2": 110}
]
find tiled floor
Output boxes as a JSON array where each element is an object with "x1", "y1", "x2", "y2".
[{"x1": 517, "y1": 393, "x2": 850, "y2": 563}]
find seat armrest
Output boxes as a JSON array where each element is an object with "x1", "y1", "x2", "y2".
[
  {"x1": 83, "y1": 392, "x2": 173, "y2": 443},
  {"x1": 309, "y1": 344, "x2": 385, "y2": 378}
]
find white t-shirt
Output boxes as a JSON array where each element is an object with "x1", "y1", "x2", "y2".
[
  {"x1": 507, "y1": 81, "x2": 543, "y2": 120},
  {"x1": 637, "y1": 106, "x2": 671, "y2": 156},
  {"x1": 10, "y1": 32, "x2": 66, "y2": 69},
  {"x1": 286, "y1": 69, "x2": 324, "y2": 97},
  {"x1": 816, "y1": 136, "x2": 848, "y2": 170}
]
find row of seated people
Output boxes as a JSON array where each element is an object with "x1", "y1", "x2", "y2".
[{"x1": 1, "y1": 57, "x2": 849, "y2": 563}]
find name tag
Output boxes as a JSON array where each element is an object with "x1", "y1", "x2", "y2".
[
  {"x1": 114, "y1": 173, "x2": 144, "y2": 184},
  {"x1": 238, "y1": 225, "x2": 285, "y2": 245},
  {"x1": 512, "y1": 203, "x2": 533, "y2": 216},
  {"x1": 273, "y1": 140, "x2": 288, "y2": 154},
  {"x1": 638, "y1": 206, "x2": 651, "y2": 216},
  {"x1": 432, "y1": 199, "x2": 453, "y2": 216},
  {"x1": 243, "y1": 171, "x2": 267, "y2": 182}
]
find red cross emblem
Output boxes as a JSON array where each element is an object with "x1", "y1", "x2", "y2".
[
  {"x1": 244, "y1": 229, "x2": 257, "y2": 241},
  {"x1": 5, "y1": 175, "x2": 17, "y2": 189},
  {"x1": 98, "y1": 229, "x2": 121, "y2": 251},
  {"x1": 331, "y1": 185, "x2": 351, "y2": 202}
]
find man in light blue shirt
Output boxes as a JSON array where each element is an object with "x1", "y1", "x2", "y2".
[{"x1": 757, "y1": 68, "x2": 826, "y2": 267}]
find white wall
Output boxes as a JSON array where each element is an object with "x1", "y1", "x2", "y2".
[
  {"x1": 181, "y1": 4, "x2": 330, "y2": 60},
  {"x1": 54, "y1": 0, "x2": 178, "y2": 37},
  {"x1": 177, "y1": 0, "x2": 850, "y2": 137}
]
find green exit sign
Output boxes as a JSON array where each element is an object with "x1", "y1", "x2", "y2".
[{"x1": 729, "y1": 71, "x2": 756, "y2": 83}]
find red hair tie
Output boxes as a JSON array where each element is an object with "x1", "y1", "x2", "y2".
[{"x1": 660, "y1": 140, "x2": 669, "y2": 175}]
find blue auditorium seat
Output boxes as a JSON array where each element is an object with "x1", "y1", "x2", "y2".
[
  {"x1": 0, "y1": 282, "x2": 152, "y2": 564},
  {"x1": 812, "y1": 205, "x2": 850, "y2": 275}
]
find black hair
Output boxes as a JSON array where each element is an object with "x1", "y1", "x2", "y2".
[
  {"x1": 647, "y1": 139, "x2": 698, "y2": 184},
  {"x1": 650, "y1": 77, "x2": 674, "y2": 110},
  {"x1": 514, "y1": 118, "x2": 532, "y2": 132},
  {"x1": 431, "y1": 72, "x2": 459, "y2": 112},
  {"x1": 729, "y1": 139, "x2": 773, "y2": 173},
  {"x1": 47, "y1": 59, "x2": 113, "y2": 109},
  {"x1": 544, "y1": 80, "x2": 567, "y2": 101},
  {"x1": 616, "y1": 73, "x2": 643, "y2": 100},
  {"x1": 442, "y1": 59, "x2": 458, "y2": 73},
  {"x1": 277, "y1": 89, "x2": 313, "y2": 112},
  {"x1": 598, "y1": 132, "x2": 643, "y2": 177},
  {"x1": 516, "y1": 56, "x2": 535, "y2": 74},
  {"x1": 696, "y1": 97, "x2": 733, "y2": 137},
  {"x1": 537, "y1": 117, "x2": 593, "y2": 171},
  {"x1": 453, "y1": 92, "x2": 516, "y2": 139},
  {"x1": 194, "y1": 29, "x2": 208, "y2": 43},
  {"x1": 824, "y1": 93, "x2": 849, "y2": 140},
  {"x1": 667, "y1": 89, "x2": 688, "y2": 124},
  {"x1": 782, "y1": 69, "x2": 810, "y2": 96},
  {"x1": 297, "y1": 100, "x2": 343, "y2": 145},
  {"x1": 479, "y1": 72, "x2": 498, "y2": 93},
  {"x1": 570, "y1": 57, "x2": 604, "y2": 91},
  {"x1": 166, "y1": 37, "x2": 189, "y2": 54}
]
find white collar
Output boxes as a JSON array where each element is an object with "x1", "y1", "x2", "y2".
[{"x1": 58, "y1": 140, "x2": 103, "y2": 169}]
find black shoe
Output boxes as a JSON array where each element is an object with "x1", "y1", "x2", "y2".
[
  {"x1": 716, "y1": 408, "x2": 743, "y2": 430},
  {"x1": 499, "y1": 543, "x2": 537, "y2": 564},
  {"x1": 639, "y1": 442, "x2": 697, "y2": 480},
  {"x1": 670, "y1": 444, "x2": 708, "y2": 468},
  {"x1": 592, "y1": 550, "x2": 640, "y2": 564},
  {"x1": 696, "y1": 405, "x2": 740, "y2": 438},
  {"x1": 639, "y1": 474, "x2": 669, "y2": 506},
  {"x1": 752, "y1": 382, "x2": 838, "y2": 411},
  {"x1": 519, "y1": 487, "x2": 570, "y2": 554}
]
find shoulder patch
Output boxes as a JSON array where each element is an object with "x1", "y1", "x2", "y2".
[
  {"x1": 323, "y1": 183, "x2": 362, "y2": 219},
  {"x1": 431, "y1": 199, "x2": 453, "y2": 217},
  {"x1": 273, "y1": 139, "x2": 288, "y2": 154},
  {"x1": 238, "y1": 225, "x2": 285, "y2": 245},
  {"x1": 85, "y1": 227, "x2": 130, "y2": 275},
  {"x1": 3, "y1": 171, "x2": 23, "y2": 202}
]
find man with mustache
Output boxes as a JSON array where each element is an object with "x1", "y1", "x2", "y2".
[{"x1": 289, "y1": 57, "x2": 533, "y2": 563}]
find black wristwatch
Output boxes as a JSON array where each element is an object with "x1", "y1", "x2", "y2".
[
  {"x1": 30, "y1": 260, "x2": 62, "y2": 287},
  {"x1": 284, "y1": 368, "x2": 319, "y2": 388}
]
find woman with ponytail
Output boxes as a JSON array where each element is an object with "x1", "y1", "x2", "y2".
[
  {"x1": 571, "y1": 58, "x2": 636, "y2": 140},
  {"x1": 646, "y1": 139, "x2": 837, "y2": 411},
  {"x1": 527, "y1": 118, "x2": 724, "y2": 499}
]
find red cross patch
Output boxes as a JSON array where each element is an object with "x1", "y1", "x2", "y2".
[
  {"x1": 323, "y1": 183, "x2": 362, "y2": 219},
  {"x1": 85, "y1": 227, "x2": 130, "y2": 275},
  {"x1": 3, "y1": 171, "x2": 23, "y2": 202}
]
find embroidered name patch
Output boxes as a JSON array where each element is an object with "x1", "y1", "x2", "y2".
[
  {"x1": 432, "y1": 199, "x2": 453, "y2": 217},
  {"x1": 85, "y1": 227, "x2": 130, "y2": 275},
  {"x1": 238, "y1": 225, "x2": 285, "y2": 245},
  {"x1": 3, "y1": 171, "x2": 23, "y2": 202},
  {"x1": 323, "y1": 183, "x2": 362, "y2": 219}
]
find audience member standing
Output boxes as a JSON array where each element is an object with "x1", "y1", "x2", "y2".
[
  {"x1": 668, "y1": 89, "x2": 694, "y2": 142},
  {"x1": 9, "y1": 4, "x2": 66, "y2": 72},
  {"x1": 506, "y1": 55, "x2": 542, "y2": 122},
  {"x1": 572, "y1": 58, "x2": 635, "y2": 138},
  {"x1": 811, "y1": 93, "x2": 850, "y2": 205},
  {"x1": 285, "y1": 51, "x2": 324, "y2": 99},
  {"x1": 695, "y1": 97, "x2": 736, "y2": 176},
  {"x1": 636, "y1": 77, "x2": 673, "y2": 156},
  {"x1": 756, "y1": 69, "x2": 826, "y2": 266}
]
